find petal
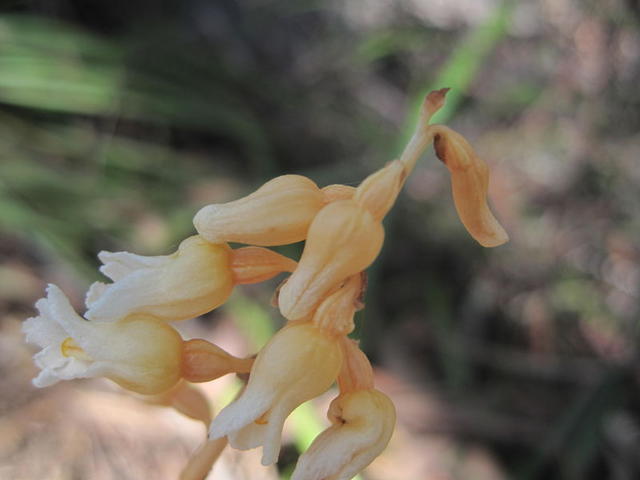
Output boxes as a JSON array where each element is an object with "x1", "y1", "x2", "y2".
[
  {"x1": 86, "y1": 236, "x2": 234, "y2": 322},
  {"x1": 85, "y1": 281, "x2": 108, "y2": 308},
  {"x1": 23, "y1": 308, "x2": 66, "y2": 349},
  {"x1": 97, "y1": 250, "x2": 172, "y2": 281}
]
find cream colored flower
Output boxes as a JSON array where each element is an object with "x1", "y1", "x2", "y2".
[
  {"x1": 432, "y1": 125, "x2": 509, "y2": 247},
  {"x1": 86, "y1": 236, "x2": 295, "y2": 322},
  {"x1": 291, "y1": 389, "x2": 396, "y2": 480},
  {"x1": 209, "y1": 321, "x2": 343, "y2": 465},
  {"x1": 23, "y1": 284, "x2": 183, "y2": 394},
  {"x1": 194, "y1": 175, "x2": 325, "y2": 246},
  {"x1": 278, "y1": 200, "x2": 384, "y2": 321}
]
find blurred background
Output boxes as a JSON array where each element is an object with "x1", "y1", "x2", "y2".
[{"x1": 1, "y1": 0, "x2": 639, "y2": 479}]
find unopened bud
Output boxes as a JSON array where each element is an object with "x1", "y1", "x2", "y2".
[
  {"x1": 194, "y1": 175, "x2": 324, "y2": 246},
  {"x1": 354, "y1": 159, "x2": 406, "y2": 220},
  {"x1": 433, "y1": 126, "x2": 509, "y2": 247},
  {"x1": 181, "y1": 338, "x2": 253, "y2": 383},
  {"x1": 230, "y1": 247, "x2": 296, "y2": 284},
  {"x1": 278, "y1": 200, "x2": 384, "y2": 321}
]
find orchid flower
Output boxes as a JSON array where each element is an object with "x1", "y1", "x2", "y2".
[
  {"x1": 86, "y1": 235, "x2": 295, "y2": 322},
  {"x1": 208, "y1": 321, "x2": 343, "y2": 465},
  {"x1": 23, "y1": 284, "x2": 183, "y2": 394}
]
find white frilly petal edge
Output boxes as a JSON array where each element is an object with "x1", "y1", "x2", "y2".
[
  {"x1": 23, "y1": 285, "x2": 93, "y2": 388},
  {"x1": 85, "y1": 281, "x2": 108, "y2": 308},
  {"x1": 97, "y1": 250, "x2": 171, "y2": 282}
]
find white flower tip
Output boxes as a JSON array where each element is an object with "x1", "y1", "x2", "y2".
[
  {"x1": 45, "y1": 283, "x2": 60, "y2": 296},
  {"x1": 97, "y1": 250, "x2": 113, "y2": 262},
  {"x1": 85, "y1": 282, "x2": 108, "y2": 308}
]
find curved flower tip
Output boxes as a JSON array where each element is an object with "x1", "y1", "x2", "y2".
[
  {"x1": 291, "y1": 389, "x2": 396, "y2": 480},
  {"x1": 23, "y1": 284, "x2": 183, "y2": 394},
  {"x1": 432, "y1": 125, "x2": 509, "y2": 247},
  {"x1": 209, "y1": 322, "x2": 343, "y2": 465},
  {"x1": 194, "y1": 175, "x2": 324, "y2": 246},
  {"x1": 278, "y1": 200, "x2": 384, "y2": 321},
  {"x1": 85, "y1": 236, "x2": 234, "y2": 322}
]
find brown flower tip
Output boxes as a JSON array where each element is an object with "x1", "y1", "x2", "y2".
[
  {"x1": 432, "y1": 126, "x2": 509, "y2": 247},
  {"x1": 424, "y1": 87, "x2": 449, "y2": 119}
]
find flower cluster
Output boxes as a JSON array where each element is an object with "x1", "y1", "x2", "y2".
[{"x1": 23, "y1": 89, "x2": 507, "y2": 479}]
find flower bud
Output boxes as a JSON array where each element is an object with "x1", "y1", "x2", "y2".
[
  {"x1": 181, "y1": 338, "x2": 253, "y2": 383},
  {"x1": 194, "y1": 175, "x2": 324, "y2": 246},
  {"x1": 278, "y1": 200, "x2": 384, "y2": 321},
  {"x1": 230, "y1": 246, "x2": 297, "y2": 284},
  {"x1": 291, "y1": 389, "x2": 396, "y2": 480},
  {"x1": 432, "y1": 125, "x2": 509, "y2": 247},
  {"x1": 354, "y1": 159, "x2": 406, "y2": 220},
  {"x1": 86, "y1": 236, "x2": 234, "y2": 322},
  {"x1": 23, "y1": 284, "x2": 183, "y2": 395},
  {"x1": 209, "y1": 321, "x2": 343, "y2": 465}
]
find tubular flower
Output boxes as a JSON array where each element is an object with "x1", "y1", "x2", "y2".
[
  {"x1": 23, "y1": 284, "x2": 183, "y2": 395},
  {"x1": 397, "y1": 88, "x2": 508, "y2": 247},
  {"x1": 209, "y1": 321, "x2": 343, "y2": 465},
  {"x1": 278, "y1": 200, "x2": 384, "y2": 321},
  {"x1": 86, "y1": 235, "x2": 295, "y2": 322},
  {"x1": 291, "y1": 338, "x2": 394, "y2": 480},
  {"x1": 291, "y1": 389, "x2": 396, "y2": 480},
  {"x1": 193, "y1": 175, "x2": 325, "y2": 246},
  {"x1": 431, "y1": 125, "x2": 509, "y2": 247}
]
